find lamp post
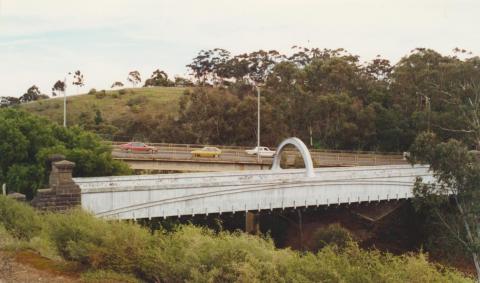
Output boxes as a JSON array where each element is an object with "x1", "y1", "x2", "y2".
[
  {"x1": 423, "y1": 95, "x2": 431, "y2": 132},
  {"x1": 254, "y1": 84, "x2": 261, "y2": 163},
  {"x1": 63, "y1": 72, "x2": 71, "y2": 128}
]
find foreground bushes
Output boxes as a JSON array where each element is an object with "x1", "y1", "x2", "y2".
[{"x1": 0, "y1": 196, "x2": 473, "y2": 282}]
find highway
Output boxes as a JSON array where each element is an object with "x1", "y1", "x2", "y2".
[{"x1": 111, "y1": 143, "x2": 408, "y2": 167}]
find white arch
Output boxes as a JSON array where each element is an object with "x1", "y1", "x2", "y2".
[{"x1": 271, "y1": 137, "x2": 315, "y2": 177}]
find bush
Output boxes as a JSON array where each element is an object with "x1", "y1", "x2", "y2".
[
  {"x1": 0, "y1": 196, "x2": 41, "y2": 240},
  {"x1": 88, "y1": 88, "x2": 97, "y2": 95},
  {"x1": 0, "y1": 223, "x2": 14, "y2": 248},
  {"x1": 0, "y1": 203, "x2": 471, "y2": 282},
  {"x1": 130, "y1": 105, "x2": 141, "y2": 113},
  {"x1": 118, "y1": 89, "x2": 127, "y2": 95},
  {"x1": 126, "y1": 96, "x2": 147, "y2": 107},
  {"x1": 95, "y1": 92, "x2": 105, "y2": 99},
  {"x1": 311, "y1": 223, "x2": 353, "y2": 251},
  {"x1": 81, "y1": 270, "x2": 140, "y2": 283},
  {"x1": 44, "y1": 209, "x2": 152, "y2": 274}
]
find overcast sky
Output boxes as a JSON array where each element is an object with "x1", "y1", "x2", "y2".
[{"x1": 0, "y1": 0, "x2": 478, "y2": 97}]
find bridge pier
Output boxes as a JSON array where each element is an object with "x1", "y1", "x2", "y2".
[{"x1": 245, "y1": 212, "x2": 260, "y2": 234}]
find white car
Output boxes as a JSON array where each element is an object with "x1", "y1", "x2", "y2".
[{"x1": 245, "y1": 146, "x2": 276, "y2": 157}]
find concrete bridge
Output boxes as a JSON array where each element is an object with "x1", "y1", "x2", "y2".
[{"x1": 73, "y1": 138, "x2": 432, "y2": 221}]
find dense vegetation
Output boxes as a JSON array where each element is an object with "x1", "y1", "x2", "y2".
[
  {"x1": 0, "y1": 195, "x2": 472, "y2": 282},
  {"x1": 0, "y1": 108, "x2": 130, "y2": 199},
  {"x1": 18, "y1": 47, "x2": 480, "y2": 152}
]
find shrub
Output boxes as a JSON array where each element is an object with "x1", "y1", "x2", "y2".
[
  {"x1": 130, "y1": 105, "x2": 141, "y2": 113},
  {"x1": 0, "y1": 196, "x2": 41, "y2": 240},
  {"x1": 43, "y1": 209, "x2": 152, "y2": 274},
  {"x1": 81, "y1": 270, "x2": 141, "y2": 283},
  {"x1": 0, "y1": 223, "x2": 14, "y2": 248},
  {"x1": 311, "y1": 223, "x2": 353, "y2": 251},
  {"x1": 95, "y1": 90, "x2": 106, "y2": 99},
  {"x1": 126, "y1": 96, "x2": 147, "y2": 107},
  {"x1": 0, "y1": 204, "x2": 470, "y2": 282},
  {"x1": 118, "y1": 89, "x2": 127, "y2": 95},
  {"x1": 111, "y1": 93, "x2": 119, "y2": 99},
  {"x1": 88, "y1": 88, "x2": 97, "y2": 95}
]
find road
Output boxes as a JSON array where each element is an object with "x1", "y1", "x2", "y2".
[{"x1": 111, "y1": 145, "x2": 407, "y2": 167}]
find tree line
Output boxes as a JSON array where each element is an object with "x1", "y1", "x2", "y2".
[
  {"x1": 0, "y1": 69, "x2": 193, "y2": 107},
  {"x1": 108, "y1": 47, "x2": 480, "y2": 152},
  {"x1": 3, "y1": 46, "x2": 480, "y2": 152}
]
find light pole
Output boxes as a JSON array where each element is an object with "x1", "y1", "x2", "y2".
[
  {"x1": 63, "y1": 72, "x2": 71, "y2": 128},
  {"x1": 254, "y1": 84, "x2": 261, "y2": 162},
  {"x1": 423, "y1": 95, "x2": 431, "y2": 132},
  {"x1": 63, "y1": 76, "x2": 67, "y2": 127}
]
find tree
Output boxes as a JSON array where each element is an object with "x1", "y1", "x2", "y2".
[
  {"x1": 127, "y1": 71, "x2": 142, "y2": 87},
  {"x1": 111, "y1": 81, "x2": 124, "y2": 89},
  {"x1": 52, "y1": 80, "x2": 66, "y2": 97},
  {"x1": 19, "y1": 85, "x2": 43, "y2": 103},
  {"x1": 186, "y1": 48, "x2": 231, "y2": 85},
  {"x1": 0, "y1": 108, "x2": 131, "y2": 199},
  {"x1": 144, "y1": 69, "x2": 174, "y2": 87},
  {"x1": 174, "y1": 76, "x2": 194, "y2": 87},
  {"x1": 72, "y1": 70, "x2": 85, "y2": 94},
  {"x1": 94, "y1": 109, "x2": 103, "y2": 125},
  {"x1": 0, "y1": 97, "x2": 20, "y2": 107},
  {"x1": 410, "y1": 132, "x2": 480, "y2": 280}
]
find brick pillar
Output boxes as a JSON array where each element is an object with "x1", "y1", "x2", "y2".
[
  {"x1": 31, "y1": 157, "x2": 81, "y2": 211},
  {"x1": 51, "y1": 160, "x2": 81, "y2": 210}
]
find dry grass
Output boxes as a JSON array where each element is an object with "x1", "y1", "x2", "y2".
[{"x1": 20, "y1": 87, "x2": 186, "y2": 126}]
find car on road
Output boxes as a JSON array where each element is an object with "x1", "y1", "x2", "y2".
[
  {"x1": 119, "y1": 142, "x2": 158, "y2": 153},
  {"x1": 245, "y1": 146, "x2": 276, "y2": 157},
  {"x1": 191, "y1": 147, "x2": 222, "y2": 158}
]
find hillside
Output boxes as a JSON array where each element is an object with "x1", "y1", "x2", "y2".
[{"x1": 21, "y1": 87, "x2": 186, "y2": 131}]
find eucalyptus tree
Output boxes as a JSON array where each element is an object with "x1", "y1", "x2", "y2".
[
  {"x1": 144, "y1": 69, "x2": 174, "y2": 87},
  {"x1": 72, "y1": 70, "x2": 85, "y2": 94},
  {"x1": 127, "y1": 71, "x2": 142, "y2": 87},
  {"x1": 111, "y1": 81, "x2": 124, "y2": 89},
  {"x1": 19, "y1": 85, "x2": 43, "y2": 103},
  {"x1": 52, "y1": 80, "x2": 66, "y2": 97}
]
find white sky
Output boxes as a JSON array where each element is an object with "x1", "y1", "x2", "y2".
[{"x1": 0, "y1": 0, "x2": 479, "y2": 97}]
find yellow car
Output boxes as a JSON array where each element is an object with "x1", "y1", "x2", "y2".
[{"x1": 191, "y1": 147, "x2": 222, "y2": 158}]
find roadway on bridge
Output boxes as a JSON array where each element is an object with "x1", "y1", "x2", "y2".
[{"x1": 111, "y1": 145, "x2": 408, "y2": 167}]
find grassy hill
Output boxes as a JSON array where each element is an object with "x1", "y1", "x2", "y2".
[{"x1": 21, "y1": 87, "x2": 186, "y2": 128}]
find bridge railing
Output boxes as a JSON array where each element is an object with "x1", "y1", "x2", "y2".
[
  {"x1": 112, "y1": 147, "x2": 407, "y2": 167},
  {"x1": 107, "y1": 141, "x2": 404, "y2": 156}
]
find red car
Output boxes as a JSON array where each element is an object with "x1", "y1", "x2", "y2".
[{"x1": 119, "y1": 142, "x2": 158, "y2": 153}]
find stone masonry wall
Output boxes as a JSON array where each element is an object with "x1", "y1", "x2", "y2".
[{"x1": 31, "y1": 157, "x2": 81, "y2": 211}]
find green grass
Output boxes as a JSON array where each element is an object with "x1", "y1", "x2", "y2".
[{"x1": 20, "y1": 87, "x2": 186, "y2": 126}]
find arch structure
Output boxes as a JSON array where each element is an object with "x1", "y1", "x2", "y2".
[{"x1": 271, "y1": 137, "x2": 315, "y2": 177}]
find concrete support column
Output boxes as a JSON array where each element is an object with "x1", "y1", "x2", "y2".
[{"x1": 245, "y1": 211, "x2": 260, "y2": 234}]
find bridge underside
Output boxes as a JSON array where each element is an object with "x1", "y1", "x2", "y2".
[{"x1": 76, "y1": 165, "x2": 432, "y2": 220}]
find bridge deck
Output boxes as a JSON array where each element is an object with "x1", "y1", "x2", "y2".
[{"x1": 76, "y1": 165, "x2": 432, "y2": 220}]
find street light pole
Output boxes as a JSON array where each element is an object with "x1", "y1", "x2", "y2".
[
  {"x1": 63, "y1": 72, "x2": 71, "y2": 128},
  {"x1": 63, "y1": 76, "x2": 67, "y2": 127},
  {"x1": 255, "y1": 84, "x2": 261, "y2": 163}
]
